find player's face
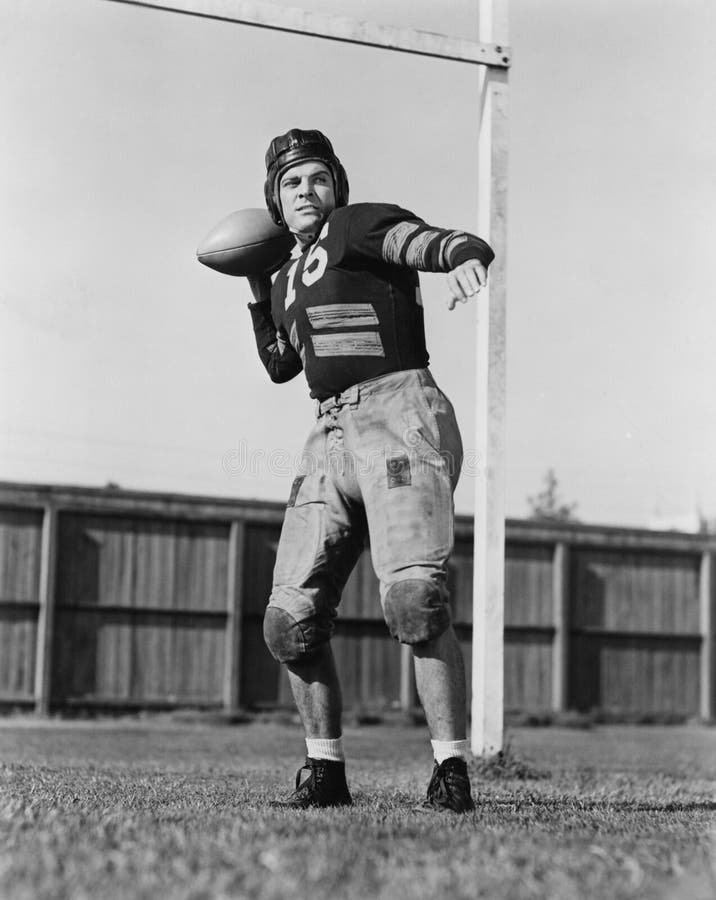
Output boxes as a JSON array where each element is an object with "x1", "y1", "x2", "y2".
[{"x1": 279, "y1": 161, "x2": 336, "y2": 236}]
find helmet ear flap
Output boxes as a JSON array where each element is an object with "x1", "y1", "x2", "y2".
[
  {"x1": 333, "y1": 162, "x2": 349, "y2": 208},
  {"x1": 264, "y1": 177, "x2": 284, "y2": 226}
]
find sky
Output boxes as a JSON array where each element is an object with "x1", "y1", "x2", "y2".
[{"x1": 1, "y1": 0, "x2": 715, "y2": 528}]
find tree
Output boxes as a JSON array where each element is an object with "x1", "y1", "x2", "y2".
[{"x1": 527, "y1": 468, "x2": 579, "y2": 522}]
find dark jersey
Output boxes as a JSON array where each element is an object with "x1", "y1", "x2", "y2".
[{"x1": 249, "y1": 202, "x2": 494, "y2": 400}]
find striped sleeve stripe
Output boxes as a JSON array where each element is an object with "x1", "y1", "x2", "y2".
[
  {"x1": 443, "y1": 232, "x2": 470, "y2": 267},
  {"x1": 311, "y1": 332, "x2": 386, "y2": 358},
  {"x1": 405, "y1": 229, "x2": 442, "y2": 269},
  {"x1": 438, "y1": 234, "x2": 452, "y2": 269},
  {"x1": 381, "y1": 221, "x2": 421, "y2": 265},
  {"x1": 306, "y1": 303, "x2": 378, "y2": 329}
]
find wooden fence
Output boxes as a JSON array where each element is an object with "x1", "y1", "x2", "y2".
[{"x1": 0, "y1": 481, "x2": 714, "y2": 719}]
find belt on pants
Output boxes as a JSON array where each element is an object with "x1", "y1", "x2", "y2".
[{"x1": 316, "y1": 384, "x2": 361, "y2": 417}]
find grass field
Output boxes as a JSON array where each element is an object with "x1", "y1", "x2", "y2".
[{"x1": 1, "y1": 717, "x2": 714, "y2": 900}]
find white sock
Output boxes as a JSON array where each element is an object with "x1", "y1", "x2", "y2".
[
  {"x1": 431, "y1": 739, "x2": 469, "y2": 764},
  {"x1": 305, "y1": 737, "x2": 345, "y2": 762}
]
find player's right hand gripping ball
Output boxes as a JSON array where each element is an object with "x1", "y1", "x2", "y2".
[{"x1": 196, "y1": 208, "x2": 294, "y2": 277}]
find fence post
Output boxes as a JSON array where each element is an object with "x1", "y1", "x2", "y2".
[
  {"x1": 223, "y1": 519, "x2": 246, "y2": 713},
  {"x1": 551, "y1": 541, "x2": 569, "y2": 713},
  {"x1": 34, "y1": 504, "x2": 58, "y2": 715},
  {"x1": 699, "y1": 550, "x2": 714, "y2": 721}
]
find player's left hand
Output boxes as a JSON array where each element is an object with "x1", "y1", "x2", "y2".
[{"x1": 446, "y1": 259, "x2": 488, "y2": 310}]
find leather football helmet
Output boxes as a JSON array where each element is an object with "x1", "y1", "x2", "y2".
[{"x1": 264, "y1": 128, "x2": 349, "y2": 226}]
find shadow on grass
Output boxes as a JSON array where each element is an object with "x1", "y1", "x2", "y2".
[{"x1": 483, "y1": 796, "x2": 716, "y2": 813}]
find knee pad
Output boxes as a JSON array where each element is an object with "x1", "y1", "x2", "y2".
[
  {"x1": 263, "y1": 605, "x2": 332, "y2": 663},
  {"x1": 382, "y1": 578, "x2": 450, "y2": 645}
]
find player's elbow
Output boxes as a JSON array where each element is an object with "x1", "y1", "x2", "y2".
[{"x1": 267, "y1": 366, "x2": 298, "y2": 384}]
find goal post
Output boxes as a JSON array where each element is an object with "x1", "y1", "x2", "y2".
[{"x1": 472, "y1": 0, "x2": 508, "y2": 758}]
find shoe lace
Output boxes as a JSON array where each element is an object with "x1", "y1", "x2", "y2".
[
  {"x1": 430, "y1": 761, "x2": 466, "y2": 799},
  {"x1": 295, "y1": 760, "x2": 325, "y2": 793},
  {"x1": 444, "y1": 767, "x2": 463, "y2": 789}
]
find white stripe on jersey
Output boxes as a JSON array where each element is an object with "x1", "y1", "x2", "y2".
[
  {"x1": 311, "y1": 332, "x2": 386, "y2": 357},
  {"x1": 306, "y1": 303, "x2": 379, "y2": 329}
]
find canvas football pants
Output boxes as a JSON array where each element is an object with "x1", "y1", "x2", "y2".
[{"x1": 263, "y1": 368, "x2": 463, "y2": 663}]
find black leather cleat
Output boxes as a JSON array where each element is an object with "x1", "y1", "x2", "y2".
[
  {"x1": 423, "y1": 757, "x2": 475, "y2": 813},
  {"x1": 272, "y1": 757, "x2": 353, "y2": 809}
]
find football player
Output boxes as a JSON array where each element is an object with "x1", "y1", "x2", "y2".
[{"x1": 246, "y1": 129, "x2": 494, "y2": 812}]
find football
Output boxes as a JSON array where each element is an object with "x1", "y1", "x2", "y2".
[{"x1": 196, "y1": 208, "x2": 294, "y2": 276}]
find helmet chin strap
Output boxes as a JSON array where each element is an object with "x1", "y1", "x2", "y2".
[
  {"x1": 278, "y1": 197, "x2": 319, "y2": 246},
  {"x1": 280, "y1": 191, "x2": 329, "y2": 248}
]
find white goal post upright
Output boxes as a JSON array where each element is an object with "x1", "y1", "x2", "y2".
[
  {"x1": 103, "y1": 0, "x2": 510, "y2": 757},
  {"x1": 472, "y1": 0, "x2": 508, "y2": 757}
]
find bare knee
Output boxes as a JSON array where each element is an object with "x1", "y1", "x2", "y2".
[
  {"x1": 411, "y1": 624, "x2": 460, "y2": 659},
  {"x1": 382, "y1": 578, "x2": 450, "y2": 645}
]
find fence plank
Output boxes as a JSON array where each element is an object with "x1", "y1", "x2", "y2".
[
  {"x1": 34, "y1": 506, "x2": 58, "y2": 714},
  {"x1": 0, "y1": 508, "x2": 42, "y2": 701},
  {"x1": 551, "y1": 542, "x2": 568, "y2": 713},
  {"x1": 504, "y1": 543, "x2": 553, "y2": 626},
  {"x1": 240, "y1": 523, "x2": 280, "y2": 706},
  {"x1": 700, "y1": 551, "x2": 714, "y2": 720},
  {"x1": 223, "y1": 520, "x2": 245, "y2": 711},
  {"x1": 571, "y1": 548, "x2": 700, "y2": 634}
]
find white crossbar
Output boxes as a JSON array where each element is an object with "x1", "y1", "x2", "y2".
[{"x1": 103, "y1": 0, "x2": 511, "y2": 67}]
